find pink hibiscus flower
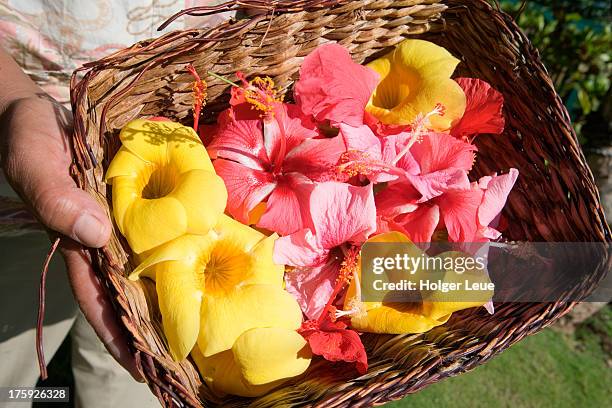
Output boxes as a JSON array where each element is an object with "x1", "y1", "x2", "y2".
[
  {"x1": 378, "y1": 169, "x2": 518, "y2": 243},
  {"x1": 336, "y1": 123, "x2": 419, "y2": 183},
  {"x1": 208, "y1": 102, "x2": 346, "y2": 235},
  {"x1": 375, "y1": 132, "x2": 477, "y2": 217},
  {"x1": 374, "y1": 131, "x2": 517, "y2": 242},
  {"x1": 294, "y1": 43, "x2": 379, "y2": 127},
  {"x1": 273, "y1": 181, "x2": 377, "y2": 319}
]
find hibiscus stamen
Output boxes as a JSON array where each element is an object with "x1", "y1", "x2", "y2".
[
  {"x1": 186, "y1": 64, "x2": 207, "y2": 131},
  {"x1": 336, "y1": 151, "x2": 398, "y2": 178},
  {"x1": 273, "y1": 118, "x2": 288, "y2": 174},
  {"x1": 333, "y1": 264, "x2": 367, "y2": 320},
  {"x1": 236, "y1": 72, "x2": 284, "y2": 116},
  {"x1": 335, "y1": 299, "x2": 366, "y2": 320},
  {"x1": 391, "y1": 103, "x2": 446, "y2": 166},
  {"x1": 317, "y1": 246, "x2": 360, "y2": 325},
  {"x1": 334, "y1": 306, "x2": 358, "y2": 319},
  {"x1": 411, "y1": 102, "x2": 446, "y2": 137}
]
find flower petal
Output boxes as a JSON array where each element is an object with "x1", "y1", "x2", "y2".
[
  {"x1": 198, "y1": 285, "x2": 303, "y2": 357},
  {"x1": 233, "y1": 327, "x2": 311, "y2": 385},
  {"x1": 263, "y1": 103, "x2": 318, "y2": 160},
  {"x1": 213, "y1": 214, "x2": 269, "y2": 253},
  {"x1": 284, "y1": 260, "x2": 339, "y2": 319},
  {"x1": 421, "y1": 250, "x2": 494, "y2": 320},
  {"x1": 114, "y1": 120, "x2": 214, "y2": 174},
  {"x1": 295, "y1": 43, "x2": 379, "y2": 126},
  {"x1": 395, "y1": 204, "x2": 440, "y2": 243},
  {"x1": 438, "y1": 186, "x2": 484, "y2": 242},
  {"x1": 366, "y1": 39, "x2": 466, "y2": 131},
  {"x1": 168, "y1": 169, "x2": 227, "y2": 234},
  {"x1": 104, "y1": 147, "x2": 150, "y2": 182},
  {"x1": 273, "y1": 228, "x2": 329, "y2": 267},
  {"x1": 406, "y1": 168, "x2": 470, "y2": 203},
  {"x1": 350, "y1": 302, "x2": 447, "y2": 334},
  {"x1": 379, "y1": 132, "x2": 420, "y2": 172},
  {"x1": 452, "y1": 78, "x2": 505, "y2": 138},
  {"x1": 300, "y1": 318, "x2": 367, "y2": 374},
  {"x1": 109, "y1": 175, "x2": 139, "y2": 232},
  {"x1": 410, "y1": 79, "x2": 466, "y2": 132},
  {"x1": 247, "y1": 234, "x2": 286, "y2": 287},
  {"x1": 343, "y1": 232, "x2": 446, "y2": 333},
  {"x1": 191, "y1": 347, "x2": 284, "y2": 397},
  {"x1": 213, "y1": 159, "x2": 276, "y2": 224},
  {"x1": 119, "y1": 118, "x2": 182, "y2": 163},
  {"x1": 410, "y1": 132, "x2": 477, "y2": 174},
  {"x1": 208, "y1": 112, "x2": 268, "y2": 169},
  {"x1": 129, "y1": 234, "x2": 205, "y2": 280},
  {"x1": 338, "y1": 123, "x2": 382, "y2": 160},
  {"x1": 257, "y1": 176, "x2": 314, "y2": 236},
  {"x1": 478, "y1": 169, "x2": 518, "y2": 228},
  {"x1": 155, "y1": 261, "x2": 202, "y2": 361},
  {"x1": 310, "y1": 182, "x2": 377, "y2": 249},
  {"x1": 283, "y1": 136, "x2": 346, "y2": 181},
  {"x1": 375, "y1": 182, "x2": 421, "y2": 219},
  {"x1": 122, "y1": 194, "x2": 188, "y2": 254},
  {"x1": 167, "y1": 126, "x2": 216, "y2": 173}
]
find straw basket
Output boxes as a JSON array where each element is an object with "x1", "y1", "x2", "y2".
[{"x1": 69, "y1": 1, "x2": 611, "y2": 406}]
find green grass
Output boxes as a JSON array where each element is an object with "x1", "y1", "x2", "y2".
[{"x1": 389, "y1": 307, "x2": 612, "y2": 408}]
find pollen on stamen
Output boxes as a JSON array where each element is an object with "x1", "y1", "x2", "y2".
[
  {"x1": 433, "y1": 102, "x2": 446, "y2": 117},
  {"x1": 316, "y1": 246, "x2": 361, "y2": 325},
  {"x1": 337, "y1": 247, "x2": 360, "y2": 285},
  {"x1": 336, "y1": 151, "x2": 379, "y2": 178},
  {"x1": 410, "y1": 102, "x2": 447, "y2": 138},
  {"x1": 186, "y1": 64, "x2": 207, "y2": 130},
  {"x1": 240, "y1": 74, "x2": 284, "y2": 116},
  {"x1": 335, "y1": 299, "x2": 366, "y2": 320}
]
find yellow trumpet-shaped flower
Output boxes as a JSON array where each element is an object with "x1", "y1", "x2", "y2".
[
  {"x1": 343, "y1": 232, "x2": 492, "y2": 334},
  {"x1": 366, "y1": 39, "x2": 466, "y2": 131},
  {"x1": 105, "y1": 119, "x2": 227, "y2": 254},
  {"x1": 130, "y1": 215, "x2": 311, "y2": 396},
  {"x1": 192, "y1": 327, "x2": 311, "y2": 397}
]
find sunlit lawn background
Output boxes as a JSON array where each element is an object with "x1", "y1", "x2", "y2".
[
  {"x1": 38, "y1": 1, "x2": 611, "y2": 407},
  {"x1": 391, "y1": 307, "x2": 611, "y2": 408}
]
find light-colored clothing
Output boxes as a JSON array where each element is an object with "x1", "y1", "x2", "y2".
[
  {"x1": 0, "y1": 181, "x2": 160, "y2": 408},
  {"x1": 0, "y1": 0, "x2": 232, "y2": 104},
  {"x1": 0, "y1": 1, "x2": 233, "y2": 406}
]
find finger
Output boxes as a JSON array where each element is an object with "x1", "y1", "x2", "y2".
[
  {"x1": 1, "y1": 98, "x2": 111, "y2": 247},
  {"x1": 60, "y1": 239, "x2": 143, "y2": 382}
]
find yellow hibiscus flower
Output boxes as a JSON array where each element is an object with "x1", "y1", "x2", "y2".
[
  {"x1": 130, "y1": 215, "x2": 311, "y2": 396},
  {"x1": 105, "y1": 119, "x2": 227, "y2": 254},
  {"x1": 343, "y1": 232, "x2": 492, "y2": 334},
  {"x1": 366, "y1": 39, "x2": 466, "y2": 131}
]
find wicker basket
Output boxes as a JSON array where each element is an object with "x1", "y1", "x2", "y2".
[{"x1": 69, "y1": 1, "x2": 611, "y2": 406}]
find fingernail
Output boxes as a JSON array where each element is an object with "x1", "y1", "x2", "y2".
[{"x1": 73, "y1": 213, "x2": 109, "y2": 247}]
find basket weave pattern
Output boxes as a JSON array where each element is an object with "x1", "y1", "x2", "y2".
[{"x1": 70, "y1": 1, "x2": 611, "y2": 406}]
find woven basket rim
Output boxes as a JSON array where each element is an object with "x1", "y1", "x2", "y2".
[{"x1": 69, "y1": 1, "x2": 611, "y2": 406}]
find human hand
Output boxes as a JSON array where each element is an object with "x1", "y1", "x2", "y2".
[{"x1": 0, "y1": 95, "x2": 142, "y2": 381}]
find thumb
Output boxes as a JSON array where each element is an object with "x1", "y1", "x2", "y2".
[
  {"x1": 31, "y1": 184, "x2": 111, "y2": 248},
  {"x1": 1, "y1": 97, "x2": 111, "y2": 248}
]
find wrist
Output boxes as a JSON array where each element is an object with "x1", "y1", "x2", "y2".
[{"x1": 0, "y1": 47, "x2": 43, "y2": 118}]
